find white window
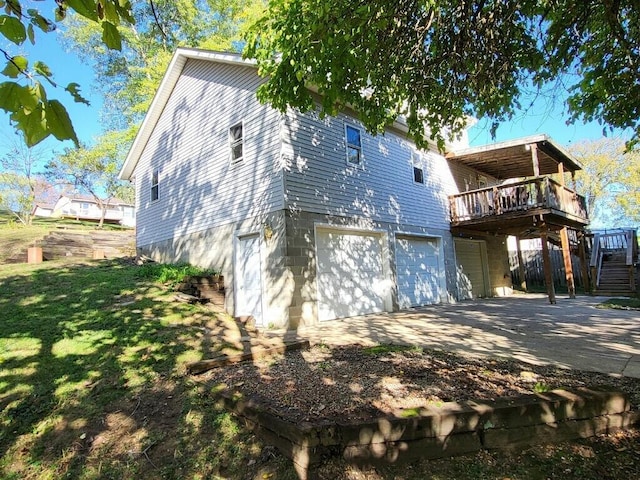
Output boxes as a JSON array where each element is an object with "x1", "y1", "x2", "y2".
[
  {"x1": 345, "y1": 125, "x2": 362, "y2": 165},
  {"x1": 151, "y1": 169, "x2": 159, "y2": 202},
  {"x1": 229, "y1": 122, "x2": 243, "y2": 162}
]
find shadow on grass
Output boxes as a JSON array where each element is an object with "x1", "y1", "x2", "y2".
[{"x1": 0, "y1": 259, "x2": 273, "y2": 479}]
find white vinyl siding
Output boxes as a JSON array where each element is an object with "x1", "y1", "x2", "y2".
[
  {"x1": 282, "y1": 110, "x2": 458, "y2": 231},
  {"x1": 134, "y1": 60, "x2": 284, "y2": 246}
]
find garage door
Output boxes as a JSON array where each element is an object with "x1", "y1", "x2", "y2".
[
  {"x1": 395, "y1": 236, "x2": 441, "y2": 308},
  {"x1": 454, "y1": 239, "x2": 488, "y2": 299},
  {"x1": 316, "y1": 228, "x2": 388, "y2": 321}
]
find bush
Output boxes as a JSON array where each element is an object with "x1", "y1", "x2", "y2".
[{"x1": 136, "y1": 262, "x2": 219, "y2": 286}]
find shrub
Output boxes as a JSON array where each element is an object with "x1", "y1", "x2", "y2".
[{"x1": 136, "y1": 262, "x2": 219, "y2": 286}]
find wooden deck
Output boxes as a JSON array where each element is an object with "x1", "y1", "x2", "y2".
[{"x1": 449, "y1": 176, "x2": 588, "y2": 234}]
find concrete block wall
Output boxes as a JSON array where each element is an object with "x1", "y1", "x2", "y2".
[{"x1": 485, "y1": 235, "x2": 514, "y2": 297}]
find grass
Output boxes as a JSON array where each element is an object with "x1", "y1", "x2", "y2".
[
  {"x1": 0, "y1": 259, "x2": 275, "y2": 480},
  {"x1": 1, "y1": 254, "x2": 639, "y2": 479},
  {"x1": 363, "y1": 343, "x2": 423, "y2": 355},
  {"x1": 597, "y1": 297, "x2": 640, "y2": 310}
]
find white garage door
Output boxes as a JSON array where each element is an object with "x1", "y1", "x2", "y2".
[
  {"x1": 395, "y1": 236, "x2": 441, "y2": 309},
  {"x1": 316, "y1": 228, "x2": 388, "y2": 321},
  {"x1": 455, "y1": 239, "x2": 488, "y2": 299}
]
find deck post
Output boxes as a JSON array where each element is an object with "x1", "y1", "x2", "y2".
[
  {"x1": 560, "y1": 227, "x2": 576, "y2": 298},
  {"x1": 540, "y1": 229, "x2": 557, "y2": 304},
  {"x1": 557, "y1": 161, "x2": 565, "y2": 183},
  {"x1": 530, "y1": 143, "x2": 540, "y2": 177},
  {"x1": 577, "y1": 231, "x2": 590, "y2": 293},
  {"x1": 516, "y1": 237, "x2": 527, "y2": 292}
]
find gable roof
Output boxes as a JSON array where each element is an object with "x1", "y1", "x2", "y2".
[{"x1": 118, "y1": 49, "x2": 255, "y2": 181}]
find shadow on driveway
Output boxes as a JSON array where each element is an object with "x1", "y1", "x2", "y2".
[{"x1": 286, "y1": 294, "x2": 640, "y2": 378}]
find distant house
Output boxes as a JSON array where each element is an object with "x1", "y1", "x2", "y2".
[
  {"x1": 42, "y1": 194, "x2": 136, "y2": 227},
  {"x1": 119, "y1": 48, "x2": 589, "y2": 329},
  {"x1": 31, "y1": 203, "x2": 54, "y2": 218}
]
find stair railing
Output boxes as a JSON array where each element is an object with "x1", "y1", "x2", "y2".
[
  {"x1": 626, "y1": 229, "x2": 638, "y2": 292},
  {"x1": 589, "y1": 233, "x2": 603, "y2": 291}
]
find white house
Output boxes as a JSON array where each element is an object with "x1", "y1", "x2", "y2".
[
  {"x1": 48, "y1": 194, "x2": 136, "y2": 227},
  {"x1": 119, "y1": 48, "x2": 589, "y2": 328},
  {"x1": 31, "y1": 203, "x2": 54, "y2": 217}
]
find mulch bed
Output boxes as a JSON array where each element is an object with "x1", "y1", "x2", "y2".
[{"x1": 200, "y1": 344, "x2": 640, "y2": 424}]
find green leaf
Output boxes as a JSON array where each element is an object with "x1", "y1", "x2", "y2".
[
  {"x1": 102, "y1": 0, "x2": 119, "y2": 24},
  {"x1": 46, "y1": 99, "x2": 79, "y2": 146},
  {"x1": 1, "y1": 55, "x2": 27, "y2": 78},
  {"x1": 0, "y1": 81, "x2": 27, "y2": 112},
  {"x1": 65, "y1": 82, "x2": 90, "y2": 105},
  {"x1": 115, "y1": 0, "x2": 134, "y2": 24},
  {"x1": 5, "y1": 0, "x2": 21, "y2": 17},
  {"x1": 28, "y1": 10, "x2": 55, "y2": 33},
  {"x1": 26, "y1": 23, "x2": 34, "y2": 44},
  {"x1": 54, "y1": 6, "x2": 66, "y2": 22},
  {"x1": 0, "y1": 14, "x2": 25, "y2": 44},
  {"x1": 101, "y1": 21, "x2": 121, "y2": 50},
  {"x1": 65, "y1": 0, "x2": 99, "y2": 22},
  {"x1": 33, "y1": 61, "x2": 53, "y2": 78},
  {"x1": 11, "y1": 104, "x2": 48, "y2": 147},
  {"x1": 32, "y1": 80, "x2": 47, "y2": 103}
]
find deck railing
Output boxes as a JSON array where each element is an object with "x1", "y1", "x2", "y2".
[{"x1": 449, "y1": 176, "x2": 588, "y2": 224}]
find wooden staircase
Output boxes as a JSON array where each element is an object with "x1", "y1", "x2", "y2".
[{"x1": 590, "y1": 230, "x2": 638, "y2": 297}]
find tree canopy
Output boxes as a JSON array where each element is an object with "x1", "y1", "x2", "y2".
[
  {"x1": 245, "y1": 0, "x2": 640, "y2": 150},
  {"x1": 571, "y1": 138, "x2": 640, "y2": 228}
]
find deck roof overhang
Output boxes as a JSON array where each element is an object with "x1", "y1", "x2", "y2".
[{"x1": 446, "y1": 134, "x2": 583, "y2": 180}]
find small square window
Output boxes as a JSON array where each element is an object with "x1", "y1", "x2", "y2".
[
  {"x1": 345, "y1": 125, "x2": 362, "y2": 164},
  {"x1": 151, "y1": 169, "x2": 159, "y2": 202},
  {"x1": 413, "y1": 166, "x2": 424, "y2": 184},
  {"x1": 229, "y1": 122, "x2": 243, "y2": 162}
]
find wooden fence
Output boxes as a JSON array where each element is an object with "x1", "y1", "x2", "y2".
[{"x1": 509, "y1": 248, "x2": 585, "y2": 290}]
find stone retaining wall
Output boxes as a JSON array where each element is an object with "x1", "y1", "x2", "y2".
[{"x1": 216, "y1": 387, "x2": 639, "y2": 480}]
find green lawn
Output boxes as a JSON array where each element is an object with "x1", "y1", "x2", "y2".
[
  {"x1": 1, "y1": 258, "x2": 638, "y2": 479},
  {"x1": 597, "y1": 297, "x2": 640, "y2": 310},
  {"x1": 0, "y1": 259, "x2": 282, "y2": 480}
]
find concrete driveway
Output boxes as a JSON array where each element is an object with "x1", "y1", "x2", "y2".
[{"x1": 285, "y1": 294, "x2": 640, "y2": 378}]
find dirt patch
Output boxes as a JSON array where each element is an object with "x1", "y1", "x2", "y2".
[{"x1": 201, "y1": 344, "x2": 640, "y2": 424}]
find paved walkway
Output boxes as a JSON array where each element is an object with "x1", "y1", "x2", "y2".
[{"x1": 282, "y1": 294, "x2": 640, "y2": 378}]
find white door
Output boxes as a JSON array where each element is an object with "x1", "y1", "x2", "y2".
[
  {"x1": 454, "y1": 239, "x2": 488, "y2": 299},
  {"x1": 235, "y1": 234, "x2": 263, "y2": 325},
  {"x1": 395, "y1": 236, "x2": 441, "y2": 308},
  {"x1": 316, "y1": 228, "x2": 388, "y2": 321}
]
